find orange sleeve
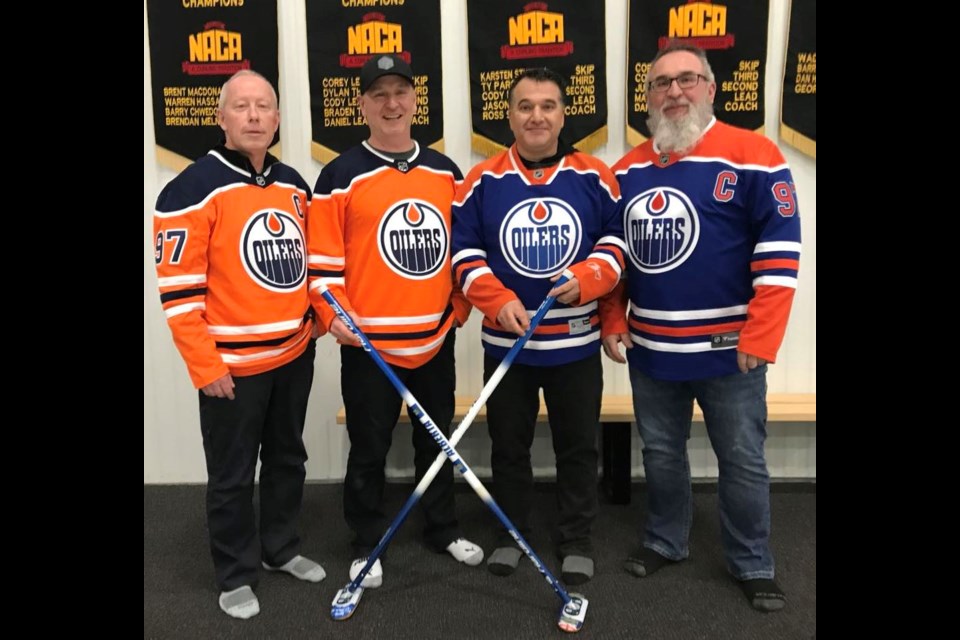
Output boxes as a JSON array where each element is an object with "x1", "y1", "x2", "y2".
[
  {"x1": 598, "y1": 280, "x2": 629, "y2": 338},
  {"x1": 307, "y1": 188, "x2": 355, "y2": 333},
  {"x1": 154, "y1": 194, "x2": 229, "y2": 389},
  {"x1": 739, "y1": 285, "x2": 796, "y2": 363}
]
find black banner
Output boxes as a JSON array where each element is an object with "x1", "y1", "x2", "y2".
[
  {"x1": 627, "y1": 0, "x2": 768, "y2": 146},
  {"x1": 466, "y1": 0, "x2": 607, "y2": 157},
  {"x1": 306, "y1": 0, "x2": 443, "y2": 164},
  {"x1": 781, "y1": 0, "x2": 816, "y2": 159},
  {"x1": 146, "y1": 0, "x2": 278, "y2": 170}
]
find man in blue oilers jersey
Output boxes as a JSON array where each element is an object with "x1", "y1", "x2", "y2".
[
  {"x1": 452, "y1": 67, "x2": 626, "y2": 586},
  {"x1": 602, "y1": 43, "x2": 801, "y2": 612},
  {"x1": 308, "y1": 54, "x2": 483, "y2": 590}
]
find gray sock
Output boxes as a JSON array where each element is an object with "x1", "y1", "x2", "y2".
[
  {"x1": 262, "y1": 555, "x2": 326, "y2": 583},
  {"x1": 561, "y1": 555, "x2": 594, "y2": 586},
  {"x1": 624, "y1": 546, "x2": 676, "y2": 578},
  {"x1": 740, "y1": 578, "x2": 786, "y2": 612},
  {"x1": 487, "y1": 547, "x2": 522, "y2": 576}
]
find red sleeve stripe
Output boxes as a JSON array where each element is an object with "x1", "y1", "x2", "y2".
[{"x1": 751, "y1": 258, "x2": 800, "y2": 272}]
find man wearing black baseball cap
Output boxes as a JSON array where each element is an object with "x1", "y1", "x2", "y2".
[
  {"x1": 359, "y1": 53, "x2": 414, "y2": 94},
  {"x1": 307, "y1": 53, "x2": 484, "y2": 591}
]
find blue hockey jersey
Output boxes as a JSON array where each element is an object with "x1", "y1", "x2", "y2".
[
  {"x1": 603, "y1": 118, "x2": 801, "y2": 381},
  {"x1": 453, "y1": 144, "x2": 626, "y2": 366}
]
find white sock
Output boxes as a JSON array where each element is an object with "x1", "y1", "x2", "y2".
[
  {"x1": 218, "y1": 586, "x2": 260, "y2": 619},
  {"x1": 446, "y1": 538, "x2": 484, "y2": 566},
  {"x1": 349, "y1": 557, "x2": 383, "y2": 588}
]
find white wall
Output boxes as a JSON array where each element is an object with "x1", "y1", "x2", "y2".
[{"x1": 144, "y1": 0, "x2": 816, "y2": 483}]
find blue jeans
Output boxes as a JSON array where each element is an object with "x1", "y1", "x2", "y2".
[{"x1": 629, "y1": 365, "x2": 774, "y2": 580}]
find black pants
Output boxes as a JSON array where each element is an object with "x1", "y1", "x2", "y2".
[
  {"x1": 198, "y1": 340, "x2": 315, "y2": 591},
  {"x1": 340, "y1": 332, "x2": 460, "y2": 556},
  {"x1": 484, "y1": 351, "x2": 602, "y2": 558}
]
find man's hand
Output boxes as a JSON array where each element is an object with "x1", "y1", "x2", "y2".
[
  {"x1": 497, "y1": 299, "x2": 529, "y2": 336},
  {"x1": 737, "y1": 351, "x2": 768, "y2": 373},
  {"x1": 201, "y1": 373, "x2": 236, "y2": 400},
  {"x1": 602, "y1": 333, "x2": 633, "y2": 364},
  {"x1": 548, "y1": 274, "x2": 580, "y2": 305},
  {"x1": 330, "y1": 314, "x2": 362, "y2": 346}
]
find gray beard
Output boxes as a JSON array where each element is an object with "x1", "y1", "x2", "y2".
[{"x1": 647, "y1": 100, "x2": 713, "y2": 153}]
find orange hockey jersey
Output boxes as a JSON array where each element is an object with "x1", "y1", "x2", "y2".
[
  {"x1": 308, "y1": 142, "x2": 470, "y2": 369},
  {"x1": 154, "y1": 147, "x2": 315, "y2": 388}
]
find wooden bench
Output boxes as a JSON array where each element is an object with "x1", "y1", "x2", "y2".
[{"x1": 336, "y1": 393, "x2": 816, "y2": 505}]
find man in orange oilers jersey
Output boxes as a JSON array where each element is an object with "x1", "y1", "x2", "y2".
[
  {"x1": 154, "y1": 71, "x2": 325, "y2": 620},
  {"x1": 308, "y1": 54, "x2": 483, "y2": 589},
  {"x1": 601, "y1": 43, "x2": 800, "y2": 612},
  {"x1": 452, "y1": 68, "x2": 626, "y2": 586}
]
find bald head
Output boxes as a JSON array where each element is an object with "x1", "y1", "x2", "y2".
[{"x1": 219, "y1": 70, "x2": 278, "y2": 112}]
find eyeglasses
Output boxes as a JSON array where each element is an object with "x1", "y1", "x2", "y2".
[{"x1": 647, "y1": 73, "x2": 708, "y2": 93}]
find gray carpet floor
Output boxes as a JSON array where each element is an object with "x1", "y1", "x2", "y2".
[{"x1": 144, "y1": 482, "x2": 815, "y2": 639}]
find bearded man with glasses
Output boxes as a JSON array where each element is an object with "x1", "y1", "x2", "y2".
[{"x1": 600, "y1": 42, "x2": 802, "y2": 613}]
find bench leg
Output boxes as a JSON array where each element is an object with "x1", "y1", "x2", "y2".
[{"x1": 601, "y1": 421, "x2": 631, "y2": 505}]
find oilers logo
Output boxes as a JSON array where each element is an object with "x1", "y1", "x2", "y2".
[
  {"x1": 241, "y1": 209, "x2": 306, "y2": 292},
  {"x1": 499, "y1": 198, "x2": 582, "y2": 278},
  {"x1": 377, "y1": 200, "x2": 448, "y2": 279},
  {"x1": 624, "y1": 188, "x2": 699, "y2": 273}
]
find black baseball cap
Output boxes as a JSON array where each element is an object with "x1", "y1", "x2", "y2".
[{"x1": 359, "y1": 54, "x2": 414, "y2": 94}]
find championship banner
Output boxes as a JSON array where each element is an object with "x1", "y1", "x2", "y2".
[
  {"x1": 306, "y1": 0, "x2": 443, "y2": 165},
  {"x1": 627, "y1": 0, "x2": 768, "y2": 146},
  {"x1": 146, "y1": 0, "x2": 279, "y2": 171},
  {"x1": 780, "y1": 0, "x2": 816, "y2": 159},
  {"x1": 466, "y1": 0, "x2": 607, "y2": 157}
]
